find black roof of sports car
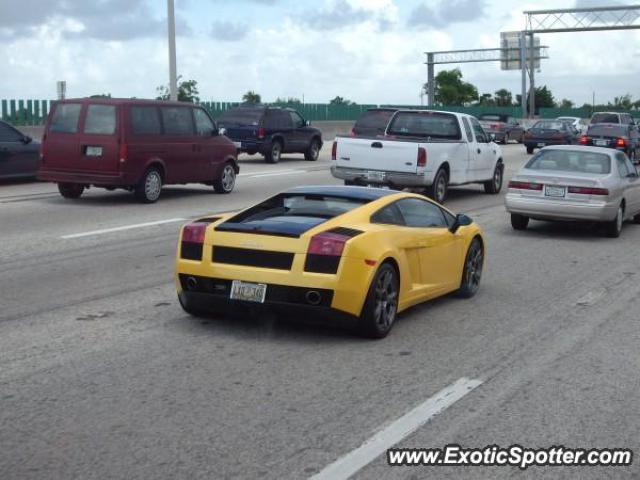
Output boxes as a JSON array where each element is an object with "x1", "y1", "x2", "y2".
[{"x1": 284, "y1": 185, "x2": 396, "y2": 201}]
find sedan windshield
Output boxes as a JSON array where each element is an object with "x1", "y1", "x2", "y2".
[{"x1": 525, "y1": 150, "x2": 611, "y2": 174}]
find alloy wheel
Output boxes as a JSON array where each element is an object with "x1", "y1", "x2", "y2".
[
  {"x1": 221, "y1": 165, "x2": 235, "y2": 192},
  {"x1": 465, "y1": 243, "x2": 484, "y2": 292},
  {"x1": 373, "y1": 269, "x2": 398, "y2": 331},
  {"x1": 145, "y1": 171, "x2": 162, "y2": 201}
]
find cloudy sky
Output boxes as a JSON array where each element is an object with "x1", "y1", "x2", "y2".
[{"x1": 0, "y1": 0, "x2": 638, "y2": 106}]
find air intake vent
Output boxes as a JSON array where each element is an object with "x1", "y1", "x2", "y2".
[
  {"x1": 327, "y1": 227, "x2": 363, "y2": 237},
  {"x1": 212, "y1": 246, "x2": 294, "y2": 270}
]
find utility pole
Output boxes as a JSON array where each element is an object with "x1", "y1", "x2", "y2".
[
  {"x1": 167, "y1": 0, "x2": 178, "y2": 101},
  {"x1": 528, "y1": 33, "x2": 535, "y2": 118}
]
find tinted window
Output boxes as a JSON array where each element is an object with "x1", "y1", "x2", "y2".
[
  {"x1": 289, "y1": 111, "x2": 305, "y2": 128},
  {"x1": 470, "y1": 118, "x2": 486, "y2": 142},
  {"x1": 266, "y1": 110, "x2": 292, "y2": 129},
  {"x1": 131, "y1": 106, "x2": 161, "y2": 135},
  {"x1": 218, "y1": 107, "x2": 263, "y2": 126},
  {"x1": 193, "y1": 108, "x2": 215, "y2": 136},
  {"x1": 354, "y1": 110, "x2": 395, "y2": 135},
  {"x1": 371, "y1": 203, "x2": 405, "y2": 225},
  {"x1": 591, "y1": 113, "x2": 620, "y2": 124},
  {"x1": 0, "y1": 122, "x2": 21, "y2": 142},
  {"x1": 161, "y1": 107, "x2": 194, "y2": 135},
  {"x1": 588, "y1": 124, "x2": 628, "y2": 137},
  {"x1": 84, "y1": 104, "x2": 116, "y2": 135},
  {"x1": 50, "y1": 103, "x2": 82, "y2": 133},
  {"x1": 461, "y1": 117, "x2": 473, "y2": 142},
  {"x1": 395, "y1": 198, "x2": 448, "y2": 228},
  {"x1": 525, "y1": 149, "x2": 611, "y2": 174},
  {"x1": 387, "y1": 112, "x2": 461, "y2": 140}
]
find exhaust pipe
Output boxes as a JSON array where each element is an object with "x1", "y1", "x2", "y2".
[
  {"x1": 186, "y1": 276, "x2": 198, "y2": 291},
  {"x1": 305, "y1": 290, "x2": 322, "y2": 306}
]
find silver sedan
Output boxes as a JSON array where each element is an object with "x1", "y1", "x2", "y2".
[{"x1": 505, "y1": 145, "x2": 640, "y2": 237}]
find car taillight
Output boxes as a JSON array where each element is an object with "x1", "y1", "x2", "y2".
[
  {"x1": 417, "y1": 147, "x2": 427, "y2": 167},
  {"x1": 567, "y1": 187, "x2": 609, "y2": 195},
  {"x1": 305, "y1": 231, "x2": 350, "y2": 274},
  {"x1": 181, "y1": 222, "x2": 207, "y2": 260},
  {"x1": 350, "y1": 127, "x2": 356, "y2": 136},
  {"x1": 508, "y1": 181, "x2": 543, "y2": 191},
  {"x1": 491, "y1": 123, "x2": 501, "y2": 129},
  {"x1": 579, "y1": 135, "x2": 588, "y2": 145},
  {"x1": 119, "y1": 142, "x2": 128, "y2": 164},
  {"x1": 616, "y1": 137, "x2": 626, "y2": 147},
  {"x1": 258, "y1": 127, "x2": 265, "y2": 139},
  {"x1": 331, "y1": 140, "x2": 337, "y2": 161}
]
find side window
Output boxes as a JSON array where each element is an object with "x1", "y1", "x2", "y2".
[
  {"x1": 371, "y1": 203, "x2": 405, "y2": 226},
  {"x1": 395, "y1": 198, "x2": 448, "y2": 228},
  {"x1": 161, "y1": 107, "x2": 194, "y2": 135},
  {"x1": 470, "y1": 118, "x2": 487, "y2": 143},
  {"x1": 84, "y1": 104, "x2": 116, "y2": 135},
  {"x1": 50, "y1": 103, "x2": 82, "y2": 133},
  {"x1": 0, "y1": 122, "x2": 22, "y2": 142},
  {"x1": 461, "y1": 117, "x2": 473, "y2": 142},
  {"x1": 290, "y1": 111, "x2": 305, "y2": 128},
  {"x1": 507, "y1": 117, "x2": 514, "y2": 125},
  {"x1": 616, "y1": 154, "x2": 631, "y2": 178},
  {"x1": 193, "y1": 108, "x2": 215, "y2": 136},
  {"x1": 131, "y1": 106, "x2": 161, "y2": 135},
  {"x1": 624, "y1": 156, "x2": 637, "y2": 176}
]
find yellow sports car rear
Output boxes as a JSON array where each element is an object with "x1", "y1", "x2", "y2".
[{"x1": 175, "y1": 185, "x2": 485, "y2": 338}]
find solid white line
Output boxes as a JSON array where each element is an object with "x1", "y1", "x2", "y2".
[
  {"x1": 247, "y1": 169, "x2": 307, "y2": 178},
  {"x1": 310, "y1": 377, "x2": 482, "y2": 480},
  {"x1": 61, "y1": 218, "x2": 186, "y2": 239}
]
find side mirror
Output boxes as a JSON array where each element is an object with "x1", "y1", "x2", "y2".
[
  {"x1": 450, "y1": 213, "x2": 473, "y2": 234},
  {"x1": 217, "y1": 127, "x2": 226, "y2": 136},
  {"x1": 488, "y1": 133, "x2": 496, "y2": 142},
  {"x1": 305, "y1": 120, "x2": 311, "y2": 126},
  {"x1": 22, "y1": 135, "x2": 32, "y2": 144}
]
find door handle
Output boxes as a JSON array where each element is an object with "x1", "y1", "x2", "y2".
[
  {"x1": 371, "y1": 142, "x2": 383, "y2": 149},
  {"x1": 477, "y1": 148, "x2": 481, "y2": 154}
]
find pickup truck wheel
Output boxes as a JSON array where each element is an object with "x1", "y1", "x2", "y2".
[
  {"x1": 58, "y1": 183, "x2": 84, "y2": 199},
  {"x1": 134, "y1": 168, "x2": 163, "y2": 203},
  {"x1": 304, "y1": 138, "x2": 321, "y2": 161},
  {"x1": 484, "y1": 163, "x2": 503, "y2": 194},
  {"x1": 428, "y1": 168, "x2": 448, "y2": 204},
  {"x1": 526, "y1": 146, "x2": 534, "y2": 154},
  {"x1": 213, "y1": 162, "x2": 236, "y2": 194},
  {"x1": 511, "y1": 214, "x2": 529, "y2": 230},
  {"x1": 265, "y1": 141, "x2": 282, "y2": 164}
]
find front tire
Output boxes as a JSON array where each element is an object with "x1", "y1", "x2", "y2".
[
  {"x1": 526, "y1": 146, "x2": 534, "y2": 154},
  {"x1": 456, "y1": 238, "x2": 484, "y2": 298},
  {"x1": 511, "y1": 213, "x2": 529, "y2": 230},
  {"x1": 134, "y1": 168, "x2": 162, "y2": 203},
  {"x1": 265, "y1": 140, "x2": 282, "y2": 164},
  {"x1": 605, "y1": 205, "x2": 624, "y2": 238},
  {"x1": 427, "y1": 168, "x2": 448, "y2": 204},
  {"x1": 304, "y1": 138, "x2": 321, "y2": 161},
  {"x1": 213, "y1": 162, "x2": 236, "y2": 194},
  {"x1": 58, "y1": 183, "x2": 84, "y2": 199},
  {"x1": 484, "y1": 163, "x2": 503, "y2": 194},
  {"x1": 357, "y1": 263, "x2": 399, "y2": 339}
]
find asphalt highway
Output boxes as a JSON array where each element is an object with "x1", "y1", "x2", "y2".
[{"x1": 1, "y1": 145, "x2": 639, "y2": 480}]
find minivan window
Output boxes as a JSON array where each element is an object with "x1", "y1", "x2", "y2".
[
  {"x1": 131, "y1": 106, "x2": 161, "y2": 135},
  {"x1": 193, "y1": 108, "x2": 215, "y2": 136},
  {"x1": 50, "y1": 103, "x2": 82, "y2": 133},
  {"x1": 84, "y1": 104, "x2": 116, "y2": 135},
  {"x1": 0, "y1": 122, "x2": 21, "y2": 142},
  {"x1": 161, "y1": 107, "x2": 194, "y2": 135}
]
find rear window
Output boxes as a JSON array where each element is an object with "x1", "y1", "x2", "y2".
[
  {"x1": 591, "y1": 113, "x2": 620, "y2": 124},
  {"x1": 525, "y1": 149, "x2": 611, "y2": 174},
  {"x1": 478, "y1": 114, "x2": 504, "y2": 121},
  {"x1": 84, "y1": 104, "x2": 116, "y2": 135},
  {"x1": 387, "y1": 112, "x2": 461, "y2": 140},
  {"x1": 532, "y1": 121, "x2": 565, "y2": 130},
  {"x1": 161, "y1": 107, "x2": 194, "y2": 135},
  {"x1": 131, "y1": 106, "x2": 162, "y2": 135},
  {"x1": 218, "y1": 108, "x2": 263, "y2": 126},
  {"x1": 354, "y1": 110, "x2": 395, "y2": 134},
  {"x1": 587, "y1": 124, "x2": 627, "y2": 137},
  {"x1": 50, "y1": 103, "x2": 82, "y2": 133}
]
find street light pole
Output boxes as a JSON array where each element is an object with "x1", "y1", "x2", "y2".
[{"x1": 167, "y1": 0, "x2": 178, "y2": 101}]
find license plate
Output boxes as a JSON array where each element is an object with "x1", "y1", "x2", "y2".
[
  {"x1": 230, "y1": 280, "x2": 266, "y2": 303},
  {"x1": 595, "y1": 139, "x2": 608, "y2": 146},
  {"x1": 233, "y1": 141, "x2": 241, "y2": 148},
  {"x1": 86, "y1": 146, "x2": 102, "y2": 157},
  {"x1": 545, "y1": 185, "x2": 566, "y2": 197},
  {"x1": 366, "y1": 171, "x2": 385, "y2": 181},
  {"x1": 537, "y1": 143, "x2": 546, "y2": 147}
]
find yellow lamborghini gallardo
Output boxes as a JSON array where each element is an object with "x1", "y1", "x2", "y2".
[{"x1": 175, "y1": 186, "x2": 485, "y2": 338}]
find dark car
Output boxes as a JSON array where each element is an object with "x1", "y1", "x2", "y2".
[
  {"x1": 351, "y1": 108, "x2": 397, "y2": 137},
  {"x1": 579, "y1": 123, "x2": 639, "y2": 163},
  {"x1": 0, "y1": 120, "x2": 40, "y2": 180},
  {"x1": 477, "y1": 113, "x2": 524, "y2": 144},
  {"x1": 38, "y1": 98, "x2": 239, "y2": 203},
  {"x1": 524, "y1": 120, "x2": 577, "y2": 154},
  {"x1": 217, "y1": 105, "x2": 323, "y2": 163}
]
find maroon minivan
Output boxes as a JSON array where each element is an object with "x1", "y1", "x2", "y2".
[{"x1": 38, "y1": 98, "x2": 239, "y2": 203}]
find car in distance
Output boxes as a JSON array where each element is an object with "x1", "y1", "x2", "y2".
[
  {"x1": 505, "y1": 146, "x2": 640, "y2": 237},
  {"x1": 556, "y1": 116, "x2": 585, "y2": 134},
  {"x1": 351, "y1": 108, "x2": 397, "y2": 137},
  {"x1": 590, "y1": 111, "x2": 636, "y2": 126},
  {"x1": 579, "y1": 123, "x2": 639, "y2": 164},
  {"x1": 331, "y1": 110, "x2": 504, "y2": 204},
  {"x1": 38, "y1": 98, "x2": 239, "y2": 203},
  {"x1": 477, "y1": 113, "x2": 524, "y2": 144},
  {"x1": 217, "y1": 105, "x2": 323, "y2": 163},
  {"x1": 523, "y1": 120, "x2": 577, "y2": 154},
  {"x1": 0, "y1": 120, "x2": 40, "y2": 180},
  {"x1": 176, "y1": 185, "x2": 485, "y2": 338}
]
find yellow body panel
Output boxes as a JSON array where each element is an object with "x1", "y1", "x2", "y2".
[{"x1": 175, "y1": 192, "x2": 484, "y2": 318}]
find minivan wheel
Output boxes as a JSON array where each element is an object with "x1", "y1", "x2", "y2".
[
  {"x1": 304, "y1": 138, "x2": 321, "y2": 161},
  {"x1": 213, "y1": 162, "x2": 236, "y2": 194},
  {"x1": 135, "y1": 168, "x2": 162, "y2": 203},
  {"x1": 58, "y1": 183, "x2": 84, "y2": 199},
  {"x1": 265, "y1": 141, "x2": 282, "y2": 164}
]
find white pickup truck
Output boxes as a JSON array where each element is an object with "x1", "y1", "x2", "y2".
[{"x1": 330, "y1": 109, "x2": 504, "y2": 203}]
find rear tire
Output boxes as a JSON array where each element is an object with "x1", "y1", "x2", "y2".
[
  {"x1": 427, "y1": 168, "x2": 448, "y2": 204},
  {"x1": 605, "y1": 205, "x2": 624, "y2": 238},
  {"x1": 265, "y1": 140, "x2": 282, "y2": 164},
  {"x1": 456, "y1": 238, "x2": 484, "y2": 298},
  {"x1": 213, "y1": 162, "x2": 236, "y2": 194},
  {"x1": 58, "y1": 183, "x2": 84, "y2": 199},
  {"x1": 304, "y1": 138, "x2": 321, "y2": 161},
  {"x1": 357, "y1": 263, "x2": 399, "y2": 339},
  {"x1": 511, "y1": 213, "x2": 529, "y2": 230},
  {"x1": 134, "y1": 168, "x2": 162, "y2": 203},
  {"x1": 633, "y1": 213, "x2": 640, "y2": 224},
  {"x1": 526, "y1": 146, "x2": 534, "y2": 154},
  {"x1": 483, "y1": 163, "x2": 503, "y2": 194}
]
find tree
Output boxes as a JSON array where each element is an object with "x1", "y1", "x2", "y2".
[
  {"x1": 274, "y1": 97, "x2": 302, "y2": 105},
  {"x1": 516, "y1": 86, "x2": 555, "y2": 114},
  {"x1": 242, "y1": 91, "x2": 261, "y2": 104},
  {"x1": 612, "y1": 94, "x2": 632, "y2": 110},
  {"x1": 156, "y1": 76, "x2": 200, "y2": 103},
  {"x1": 477, "y1": 93, "x2": 495, "y2": 106},
  {"x1": 329, "y1": 96, "x2": 353, "y2": 106},
  {"x1": 559, "y1": 98, "x2": 574, "y2": 108},
  {"x1": 434, "y1": 69, "x2": 478, "y2": 106},
  {"x1": 494, "y1": 89, "x2": 513, "y2": 107}
]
